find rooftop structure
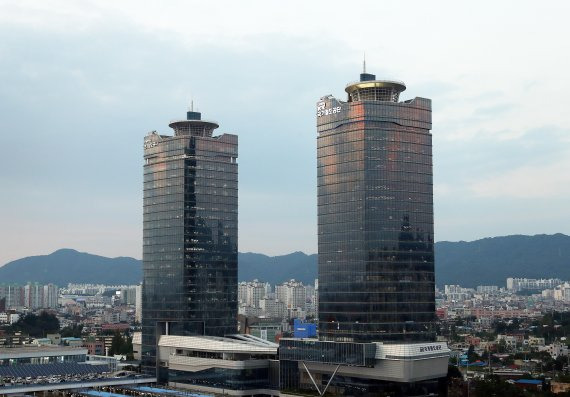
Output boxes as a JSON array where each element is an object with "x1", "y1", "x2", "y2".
[
  {"x1": 167, "y1": 109, "x2": 219, "y2": 137},
  {"x1": 345, "y1": 77, "x2": 406, "y2": 102}
]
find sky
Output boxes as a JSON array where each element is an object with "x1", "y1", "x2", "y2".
[{"x1": 1, "y1": 0, "x2": 569, "y2": 265}]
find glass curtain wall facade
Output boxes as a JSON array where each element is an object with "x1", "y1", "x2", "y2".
[
  {"x1": 141, "y1": 110, "x2": 238, "y2": 375},
  {"x1": 169, "y1": 368, "x2": 271, "y2": 391},
  {"x1": 317, "y1": 73, "x2": 436, "y2": 343}
]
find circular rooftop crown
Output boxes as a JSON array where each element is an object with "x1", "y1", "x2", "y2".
[
  {"x1": 345, "y1": 73, "x2": 406, "y2": 103},
  {"x1": 168, "y1": 110, "x2": 219, "y2": 137}
]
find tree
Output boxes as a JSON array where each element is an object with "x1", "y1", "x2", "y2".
[
  {"x1": 9, "y1": 312, "x2": 59, "y2": 337},
  {"x1": 124, "y1": 336, "x2": 134, "y2": 360},
  {"x1": 472, "y1": 376, "x2": 522, "y2": 397},
  {"x1": 109, "y1": 332, "x2": 125, "y2": 356},
  {"x1": 60, "y1": 324, "x2": 83, "y2": 338},
  {"x1": 467, "y1": 345, "x2": 480, "y2": 362},
  {"x1": 108, "y1": 332, "x2": 134, "y2": 360},
  {"x1": 447, "y1": 365, "x2": 462, "y2": 379},
  {"x1": 497, "y1": 339, "x2": 507, "y2": 353}
]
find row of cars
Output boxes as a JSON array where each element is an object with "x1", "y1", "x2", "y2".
[{"x1": 0, "y1": 371, "x2": 113, "y2": 387}]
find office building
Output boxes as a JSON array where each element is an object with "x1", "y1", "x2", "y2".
[
  {"x1": 280, "y1": 71, "x2": 449, "y2": 396},
  {"x1": 142, "y1": 108, "x2": 238, "y2": 377},
  {"x1": 317, "y1": 73, "x2": 435, "y2": 342}
]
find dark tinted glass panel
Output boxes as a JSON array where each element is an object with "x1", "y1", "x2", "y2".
[
  {"x1": 169, "y1": 367, "x2": 270, "y2": 390},
  {"x1": 279, "y1": 339, "x2": 376, "y2": 367}
]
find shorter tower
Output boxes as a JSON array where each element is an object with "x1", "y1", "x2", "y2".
[{"x1": 141, "y1": 108, "x2": 238, "y2": 376}]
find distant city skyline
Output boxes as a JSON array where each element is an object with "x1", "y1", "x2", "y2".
[{"x1": 1, "y1": 1, "x2": 570, "y2": 266}]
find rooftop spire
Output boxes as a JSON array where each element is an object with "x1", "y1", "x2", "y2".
[
  {"x1": 186, "y1": 99, "x2": 202, "y2": 121},
  {"x1": 359, "y1": 54, "x2": 376, "y2": 82}
]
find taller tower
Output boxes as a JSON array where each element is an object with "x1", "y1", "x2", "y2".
[
  {"x1": 279, "y1": 73, "x2": 448, "y2": 396},
  {"x1": 317, "y1": 72, "x2": 435, "y2": 343},
  {"x1": 141, "y1": 109, "x2": 238, "y2": 375}
]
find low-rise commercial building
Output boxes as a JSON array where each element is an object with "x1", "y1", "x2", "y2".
[
  {"x1": 279, "y1": 339, "x2": 450, "y2": 396},
  {"x1": 133, "y1": 332, "x2": 279, "y2": 396},
  {"x1": 0, "y1": 345, "x2": 88, "y2": 366}
]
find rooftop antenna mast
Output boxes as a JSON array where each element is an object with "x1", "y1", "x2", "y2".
[{"x1": 363, "y1": 52, "x2": 366, "y2": 73}]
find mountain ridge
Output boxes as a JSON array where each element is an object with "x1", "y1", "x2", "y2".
[{"x1": 1, "y1": 233, "x2": 569, "y2": 287}]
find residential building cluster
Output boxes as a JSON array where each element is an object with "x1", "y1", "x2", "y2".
[
  {"x1": 59, "y1": 284, "x2": 141, "y2": 332},
  {"x1": 0, "y1": 283, "x2": 59, "y2": 325},
  {"x1": 543, "y1": 282, "x2": 570, "y2": 302},
  {"x1": 237, "y1": 279, "x2": 316, "y2": 320},
  {"x1": 506, "y1": 277, "x2": 563, "y2": 292},
  {"x1": 436, "y1": 276, "x2": 570, "y2": 391},
  {"x1": 0, "y1": 283, "x2": 59, "y2": 311},
  {"x1": 445, "y1": 320, "x2": 570, "y2": 374},
  {"x1": 438, "y1": 277, "x2": 570, "y2": 323},
  {"x1": 0, "y1": 282, "x2": 142, "y2": 335},
  {"x1": 438, "y1": 284, "x2": 540, "y2": 321}
]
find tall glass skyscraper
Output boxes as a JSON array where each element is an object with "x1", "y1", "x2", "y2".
[
  {"x1": 141, "y1": 109, "x2": 238, "y2": 375},
  {"x1": 317, "y1": 71, "x2": 435, "y2": 343},
  {"x1": 279, "y1": 72, "x2": 448, "y2": 396}
]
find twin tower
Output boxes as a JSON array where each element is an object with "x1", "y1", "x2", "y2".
[{"x1": 141, "y1": 71, "x2": 447, "y2": 395}]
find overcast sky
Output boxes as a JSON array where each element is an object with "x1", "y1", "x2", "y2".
[{"x1": 1, "y1": 0, "x2": 569, "y2": 265}]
